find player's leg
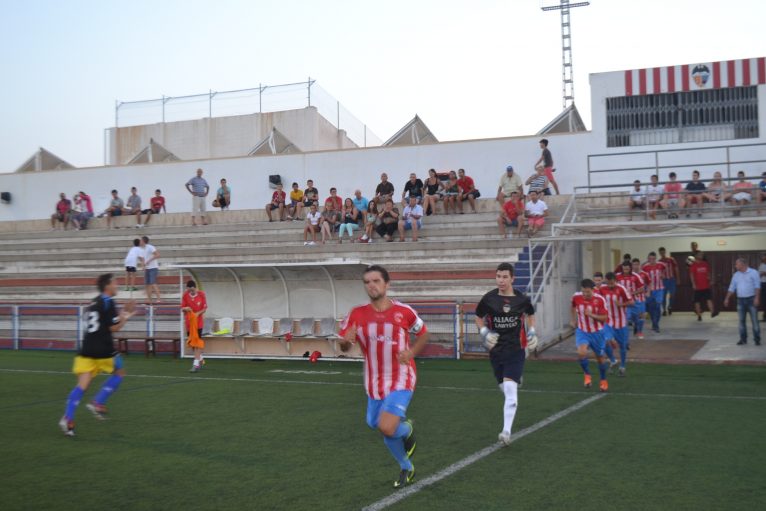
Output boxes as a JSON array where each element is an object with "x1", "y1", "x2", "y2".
[
  {"x1": 60, "y1": 359, "x2": 96, "y2": 435},
  {"x1": 635, "y1": 302, "x2": 646, "y2": 339},
  {"x1": 694, "y1": 296, "x2": 703, "y2": 320},
  {"x1": 379, "y1": 391, "x2": 415, "y2": 487},
  {"x1": 575, "y1": 330, "x2": 592, "y2": 387},
  {"x1": 602, "y1": 325, "x2": 617, "y2": 369},
  {"x1": 494, "y1": 349, "x2": 524, "y2": 445},
  {"x1": 615, "y1": 327, "x2": 628, "y2": 376},
  {"x1": 88, "y1": 356, "x2": 125, "y2": 418},
  {"x1": 662, "y1": 279, "x2": 670, "y2": 315},
  {"x1": 591, "y1": 334, "x2": 609, "y2": 392}
]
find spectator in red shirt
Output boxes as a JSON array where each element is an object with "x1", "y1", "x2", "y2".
[
  {"x1": 324, "y1": 187, "x2": 343, "y2": 211},
  {"x1": 181, "y1": 280, "x2": 207, "y2": 372},
  {"x1": 661, "y1": 172, "x2": 684, "y2": 218},
  {"x1": 457, "y1": 168, "x2": 480, "y2": 213},
  {"x1": 265, "y1": 183, "x2": 287, "y2": 221},
  {"x1": 689, "y1": 251, "x2": 718, "y2": 321},
  {"x1": 497, "y1": 191, "x2": 524, "y2": 238},
  {"x1": 138, "y1": 189, "x2": 166, "y2": 227},
  {"x1": 50, "y1": 193, "x2": 72, "y2": 231}
]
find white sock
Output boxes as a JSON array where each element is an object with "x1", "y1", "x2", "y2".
[
  {"x1": 501, "y1": 380, "x2": 518, "y2": 435},
  {"x1": 193, "y1": 359, "x2": 200, "y2": 367}
]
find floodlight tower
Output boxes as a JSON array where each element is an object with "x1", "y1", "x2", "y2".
[{"x1": 541, "y1": 1, "x2": 590, "y2": 109}]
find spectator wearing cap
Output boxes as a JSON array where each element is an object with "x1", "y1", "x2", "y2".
[
  {"x1": 287, "y1": 182, "x2": 304, "y2": 220},
  {"x1": 457, "y1": 168, "x2": 480, "y2": 213},
  {"x1": 104, "y1": 189, "x2": 125, "y2": 229},
  {"x1": 374, "y1": 173, "x2": 395, "y2": 204},
  {"x1": 443, "y1": 170, "x2": 460, "y2": 214},
  {"x1": 185, "y1": 168, "x2": 209, "y2": 226},
  {"x1": 139, "y1": 189, "x2": 166, "y2": 227},
  {"x1": 325, "y1": 187, "x2": 343, "y2": 211},
  {"x1": 265, "y1": 183, "x2": 287, "y2": 221},
  {"x1": 398, "y1": 195, "x2": 423, "y2": 242},
  {"x1": 497, "y1": 190, "x2": 524, "y2": 238},
  {"x1": 401, "y1": 173, "x2": 424, "y2": 208},
  {"x1": 51, "y1": 193, "x2": 72, "y2": 231},
  {"x1": 684, "y1": 170, "x2": 706, "y2": 218},
  {"x1": 524, "y1": 190, "x2": 548, "y2": 237},
  {"x1": 497, "y1": 165, "x2": 524, "y2": 205},
  {"x1": 534, "y1": 139, "x2": 559, "y2": 194}
]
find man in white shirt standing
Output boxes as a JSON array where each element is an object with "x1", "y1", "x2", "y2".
[
  {"x1": 524, "y1": 190, "x2": 548, "y2": 237},
  {"x1": 398, "y1": 195, "x2": 424, "y2": 242},
  {"x1": 140, "y1": 235, "x2": 161, "y2": 304},
  {"x1": 124, "y1": 238, "x2": 144, "y2": 294},
  {"x1": 759, "y1": 253, "x2": 766, "y2": 322}
]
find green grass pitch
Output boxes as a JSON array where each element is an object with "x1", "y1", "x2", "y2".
[{"x1": 1, "y1": 351, "x2": 764, "y2": 511}]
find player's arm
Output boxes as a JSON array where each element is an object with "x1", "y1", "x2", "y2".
[
  {"x1": 474, "y1": 301, "x2": 499, "y2": 350},
  {"x1": 398, "y1": 315, "x2": 429, "y2": 364},
  {"x1": 569, "y1": 306, "x2": 577, "y2": 329},
  {"x1": 585, "y1": 306, "x2": 608, "y2": 323},
  {"x1": 337, "y1": 310, "x2": 358, "y2": 352},
  {"x1": 524, "y1": 311, "x2": 539, "y2": 351},
  {"x1": 110, "y1": 301, "x2": 136, "y2": 332}
]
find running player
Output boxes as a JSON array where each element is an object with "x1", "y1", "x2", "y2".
[
  {"x1": 59, "y1": 273, "x2": 135, "y2": 436},
  {"x1": 475, "y1": 262, "x2": 538, "y2": 446},
  {"x1": 338, "y1": 265, "x2": 429, "y2": 489},
  {"x1": 658, "y1": 247, "x2": 679, "y2": 316},
  {"x1": 599, "y1": 273, "x2": 634, "y2": 376},
  {"x1": 593, "y1": 272, "x2": 618, "y2": 371},
  {"x1": 616, "y1": 261, "x2": 646, "y2": 343},
  {"x1": 642, "y1": 252, "x2": 667, "y2": 333},
  {"x1": 570, "y1": 279, "x2": 610, "y2": 392}
]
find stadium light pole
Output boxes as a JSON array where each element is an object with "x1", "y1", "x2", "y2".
[{"x1": 541, "y1": 0, "x2": 590, "y2": 109}]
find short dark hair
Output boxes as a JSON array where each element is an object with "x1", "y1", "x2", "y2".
[
  {"x1": 659, "y1": 247, "x2": 666, "y2": 252},
  {"x1": 581, "y1": 278, "x2": 595, "y2": 289},
  {"x1": 621, "y1": 261, "x2": 632, "y2": 268},
  {"x1": 292, "y1": 182, "x2": 298, "y2": 186},
  {"x1": 155, "y1": 189, "x2": 161, "y2": 193},
  {"x1": 131, "y1": 186, "x2": 137, "y2": 191},
  {"x1": 632, "y1": 258, "x2": 641, "y2": 263},
  {"x1": 693, "y1": 170, "x2": 700, "y2": 176},
  {"x1": 605, "y1": 272, "x2": 616, "y2": 280},
  {"x1": 141, "y1": 236, "x2": 149, "y2": 243},
  {"x1": 669, "y1": 172, "x2": 676, "y2": 178},
  {"x1": 111, "y1": 189, "x2": 118, "y2": 194},
  {"x1": 540, "y1": 138, "x2": 549, "y2": 146},
  {"x1": 648, "y1": 251, "x2": 657, "y2": 257},
  {"x1": 133, "y1": 238, "x2": 140, "y2": 247},
  {"x1": 330, "y1": 187, "x2": 337, "y2": 192},
  {"x1": 186, "y1": 280, "x2": 197, "y2": 289},
  {"x1": 593, "y1": 271, "x2": 603, "y2": 278},
  {"x1": 737, "y1": 170, "x2": 745, "y2": 176},
  {"x1": 364, "y1": 265, "x2": 390, "y2": 283},
  {"x1": 97, "y1": 273, "x2": 113, "y2": 292},
  {"x1": 623, "y1": 253, "x2": 631, "y2": 260},
  {"x1": 633, "y1": 180, "x2": 640, "y2": 184},
  {"x1": 496, "y1": 262, "x2": 515, "y2": 276}
]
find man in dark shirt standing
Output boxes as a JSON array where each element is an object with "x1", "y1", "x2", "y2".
[
  {"x1": 535, "y1": 139, "x2": 559, "y2": 195},
  {"x1": 684, "y1": 170, "x2": 707, "y2": 218},
  {"x1": 375, "y1": 173, "x2": 395, "y2": 204},
  {"x1": 401, "y1": 173, "x2": 424, "y2": 208},
  {"x1": 58, "y1": 274, "x2": 135, "y2": 436}
]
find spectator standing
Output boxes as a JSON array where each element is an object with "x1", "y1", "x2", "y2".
[
  {"x1": 645, "y1": 175, "x2": 663, "y2": 220},
  {"x1": 325, "y1": 187, "x2": 343, "y2": 211},
  {"x1": 265, "y1": 183, "x2": 287, "y2": 222},
  {"x1": 287, "y1": 182, "x2": 304, "y2": 220},
  {"x1": 181, "y1": 280, "x2": 207, "y2": 373},
  {"x1": 401, "y1": 173, "x2": 424, "y2": 207},
  {"x1": 303, "y1": 180, "x2": 319, "y2": 207},
  {"x1": 535, "y1": 139, "x2": 559, "y2": 195},
  {"x1": 526, "y1": 166, "x2": 550, "y2": 196},
  {"x1": 338, "y1": 198, "x2": 360, "y2": 243},
  {"x1": 759, "y1": 254, "x2": 766, "y2": 321},
  {"x1": 214, "y1": 178, "x2": 231, "y2": 211},
  {"x1": 443, "y1": 170, "x2": 460, "y2": 214},
  {"x1": 730, "y1": 170, "x2": 755, "y2": 216},
  {"x1": 662, "y1": 172, "x2": 684, "y2": 218},
  {"x1": 124, "y1": 187, "x2": 142, "y2": 227},
  {"x1": 684, "y1": 170, "x2": 707, "y2": 217},
  {"x1": 641, "y1": 252, "x2": 667, "y2": 333},
  {"x1": 705, "y1": 171, "x2": 730, "y2": 205},
  {"x1": 457, "y1": 168, "x2": 480, "y2": 213},
  {"x1": 724, "y1": 258, "x2": 761, "y2": 345},
  {"x1": 398, "y1": 195, "x2": 423, "y2": 242},
  {"x1": 352, "y1": 190, "x2": 369, "y2": 217},
  {"x1": 422, "y1": 168, "x2": 444, "y2": 216},
  {"x1": 374, "y1": 173, "x2": 395, "y2": 204},
  {"x1": 303, "y1": 203, "x2": 322, "y2": 246},
  {"x1": 524, "y1": 190, "x2": 548, "y2": 237},
  {"x1": 138, "y1": 189, "x2": 166, "y2": 227},
  {"x1": 628, "y1": 180, "x2": 645, "y2": 220},
  {"x1": 123, "y1": 239, "x2": 143, "y2": 293},
  {"x1": 185, "y1": 168, "x2": 209, "y2": 226},
  {"x1": 658, "y1": 247, "x2": 679, "y2": 316},
  {"x1": 376, "y1": 199, "x2": 400, "y2": 241},
  {"x1": 497, "y1": 165, "x2": 524, "y2": 205},
  {"x1": 104, "y1": 190, "x2": 124, "y2": 229},
  {"x1": 360, "y1": 201, "x2": 379, "y2": 243},
  {"x1": 497, "y1": 191, "x2": 524, "y2": 238},
  {"x1": 140, "y1": 236, "x2": 161, "y2": 304},
  {"x1": 689, "y1": 251, "x2": 717, "y2": 321},
  {"x1": 320, "y1": 199, "x2": 341, "y2": 244}
]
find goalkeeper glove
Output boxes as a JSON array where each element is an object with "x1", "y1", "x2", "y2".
[
  {"x1": 480, "y1": 326, "x2": 500, "y2": 350},
  {"x1": 526, "y1": 327, "x2": 539, "y2": 351}
]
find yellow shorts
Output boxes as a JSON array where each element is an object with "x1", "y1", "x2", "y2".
[{"x1": 72, "y1": 356, "x2": 115, "y2": 376}]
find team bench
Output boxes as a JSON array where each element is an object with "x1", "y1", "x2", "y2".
[{"x1": 115, "y1": 332, "x2": 181, "y2": 358}]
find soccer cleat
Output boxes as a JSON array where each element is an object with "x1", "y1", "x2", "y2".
[
  {"x1": 58, "y1": 417, "x2": 75, "y2": 437},
  {"x1": 636, "y1": 333, "x2": 644, "y2": 340},
  {"x1": 86, "y1": 402, "x2": 108, "y2": 421},
  {"x1": 618, "y1": 367, "x2": 626, "y2": 377},
  {"x1": 498, "y1": 431, "x2": 512, "y2": 446},
  {"x1": 393, "y1": 466, "x2": 415, "y2": 489},
  {"x1": 608, "y1": 360, "x2": 619, "y2": 374},
  {"x1": 583, "y1": 374, "x2": 592, "y2": 388},
  {"x1": 189, "y1": 365, "x2": 200, "y2": 373},
  {"x1": 599, "y1": 380, "x2": 609, "y2": 392},
  {"x1": 403, "y1": 420, "x2": 416, "y2": 459}
]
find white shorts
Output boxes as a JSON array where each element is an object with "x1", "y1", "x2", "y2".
[
  {"x1": 192, "y1": 195, "x2": 207, "y2": 216},
  {"x1": 732, "y1": 192, "x2": 751, "y2": 202}
]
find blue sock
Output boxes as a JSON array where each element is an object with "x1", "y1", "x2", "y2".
[
  {"x1": 382, "y1": 420, "x2": 413, "y2": 471},
  {"x1": 93, "y1": 374, "x2": 123, "y2": 406},
  {"x1": 619, "y1": 345, "x2": 627, "y2": 368},
  {"x1": 579, "y1": 358, "x2": 590, "y2": 375},
  {"x1": 598, "y1": 362, "x2": 608, "y2": 380},
  {"x1": 65, "y1": 386, "x2": 84, "y2": 421},
  {"x1": 604, "y1": 343, "x2": 616, "y2": 364}
]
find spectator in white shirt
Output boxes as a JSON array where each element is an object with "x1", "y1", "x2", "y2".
[
  {"x1": 140, "y1": 236, "x2": 161, "y2": 304},
  {"x1": 628, "y1": 180, "x2": 645, "y2": 220},
  {"x1": 398, "y1": 195, "x2": 424, "y2": 242},
  {"x1": 303, "y1": 203, "x2": 322, "y2": 246},
  {"x1": 645, "y1": 174, "x2": 663, "y2": 220},
  {"x1": 524, "y1": 190, "x2": 548, "y2": 237},
  {"x1": 124, "y1": 238, "x2": 143, "y2": 293}
]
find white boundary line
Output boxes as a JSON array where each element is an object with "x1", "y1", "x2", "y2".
[
  {"x1": 361, "y1": 394, "x2": 606, "y2": 511},
  {"x1": 1, "y1": 368, "x2": 765, "y2": 401}
]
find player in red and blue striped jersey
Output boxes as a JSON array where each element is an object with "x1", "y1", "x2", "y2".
[
  {"x1": 570, "y1": 279, "x2": 610, "y2": 392},
  {"x1": 616, "y1": 261, "x2": 647, "y2": 342},
  {"x1": 599, "y1": 273, "x2": 634, "y2": 377},
  {"x1": 642, "y1": 252, "x2": 667, "y2": 333}
]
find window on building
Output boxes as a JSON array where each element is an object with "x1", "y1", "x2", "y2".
[{"x1": 606, "y1": 86, "x2": 759, "y2": 147}]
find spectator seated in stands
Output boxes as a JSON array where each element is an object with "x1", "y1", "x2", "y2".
[
  {"x1": 50, "y1": 192, "x2": 72, "y2": 231},
  {"x1": 359, "y1": 201, "x2": 378, "y2": 243},
  {"x1": 320, "y1": 198, "x2": 341, "y2": 244},
  {"x1": 325, "y1": 187, "x2": 342, "y2": 211},
  {"x1": 684, "y1": 170, "x2": 706, "y2": 218},
  {"x1": 122, "y1": 187, "x2": 143, "y2": 227},
  {"x1": 374, "y1": 173, "x2": 395, "y2": 204},
  {"x1": 102, "y1": 189, "x2": 125, "y2": 229},
  {"x1": 139, "y1": 189, "x2": 166, "y2": 227},
  {"x1": 759, "y1": 172, "x2": 766, "y2": 203},
  {"x1": 398, "y1": 195, "x2": 423, "y2": 242},
  {"x1": 628, "y1": 180, "x2": 645, "y2": 220},
  {"x1": 303, "y1": 203, "x2": 321, "y2": 246},
  {"x1": 401, "y1": 173, "x2": 424, "y2": 208},
  {"x1": 730, "y1": 170, "x2": 756, "y2": 216},
  {"x1": 443, "y1": 170, "x2": 460, "y2": 214},
  {"x1": 525, "y1": 166, "x2": 550, "y2": 197},
  {"x1": 645, "y1": 174, "x2": 663, "y2": 220},
  {"x1": 287, "y1": 182, "x2": 304, "y2": 220},
  {"x1": 497, "y1": 165, "x2": 524, "y2": 205},
  {"x1": 661, "y1": 172, "x2": 684, "y2": 219},
  {"x1": 338, "y1": 198, "x2": 360, "y2": 243},
  {"x1": 214, "y1": 178, "x2": 231, "y2": 211},
  {"x1": 352, "y1": 189, "x2": 369, "y2": 214},
  {"x1": 705, "y1": 171, "x2": 730, "y2": 205},
  {"x1": 266, "y1": 183, "x2": 287, "y2": 222},
  {"x1": 376, "y1": 198, "x2": 400, "y2": 242},
  {"x1": 497, "y1": 190, "x2": 524, "y2": 238},
  {"x1": 422, "y1": 168, "x2": 444, "y2": 216},
  {"x1": 303, "y1": 179, "x2": 319, "y2": 209},
  {"x1": 457, "y1": 168, "x2": 480, "y2": 213},
  {"x1": 70, "y1": 193, "x2": 93, "y2": 230},
  {"x1": 524, "y1": 190, "x2": 548, "y2": 237}
]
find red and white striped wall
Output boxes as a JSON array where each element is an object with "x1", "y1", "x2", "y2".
[{"x1": 624, "y1": 57, "x2": 766, "y2": 96}]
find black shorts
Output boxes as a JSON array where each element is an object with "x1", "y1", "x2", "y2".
[
  {"x1": 489, "y1": 346, "x2": 526, "y2": 384},
  {"x1": 125, "y1": 266, "x2": 137, "y2": 273},
  {"x1": 461, "y1": 190, "x2": 481, "y2": 200},
  {"x1": 693, "y1": 289, "x2": 712, "y2": 303}
]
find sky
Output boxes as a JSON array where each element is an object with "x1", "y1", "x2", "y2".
[{"x1": 0, "y1": 0, "x2": 765, "y2": 172}]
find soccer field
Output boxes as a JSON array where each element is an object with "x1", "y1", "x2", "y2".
[{"x1": 1, "y1": 352, "x2": 764, "y2": 511}]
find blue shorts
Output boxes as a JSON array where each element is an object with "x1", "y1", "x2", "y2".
[
  {"x1": 489, "y1": 347, "x2": 526, "y2": 384},
  {"x1": 648, "y1": 289, "x2": 663, "y2": 304},
  {"x1": 602, "y1": 324, "x2": 615, "y2": 341},
  {"x1": 403, "y1": 219, "x2": 422, "y2": 230},
  {"x1": 575, "y1": 329, "x2": 606, "y2": 357},
  {"x1": 145, "y1": 268, "x2": 158, "y2": 285},
  {"x1": 612, "y1": 326, "x2": 629, "y2": 347},
  {"x1": 663, "y1": 278, "x2": 676, "y2": 294},
  {"x1": 366, "y1": 390, "x2": 413, "y2": 429},
  {"x1": 631, "y1": 301, "x2": 646, "y2": 315}
]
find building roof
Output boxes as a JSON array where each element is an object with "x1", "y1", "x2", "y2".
[
  {"x1": 537, "y1": 103, "x2": 587, "y2": 135},
  {"x1": 127, "y1": 138, "x2": 180, "y2": 164},
  {"x1": 15, "y1": 147, "x2": 75, "y2": 173},
  {"x1": 383, "y1": 115, "x2": 438, "y2": 146},
  {"x1": 248, "y1": 128, "x2": 302, "y2": 156}
]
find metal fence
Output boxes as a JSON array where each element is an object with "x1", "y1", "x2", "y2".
[{"x1": 113, "y1": 79, "x2": 382, "y2": 148}]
